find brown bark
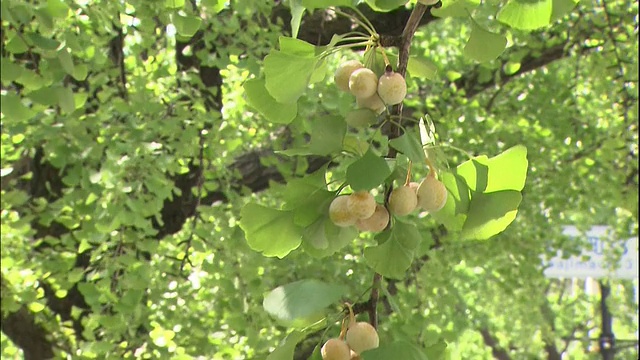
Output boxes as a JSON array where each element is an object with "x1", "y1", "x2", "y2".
[{"x1": 479, "y1": 328, "x2": 513, "y2": 360}]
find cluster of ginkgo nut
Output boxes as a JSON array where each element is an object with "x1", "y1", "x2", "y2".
[
  {"x1": 334, "y1": 60, "x2": 407, "y2": 117},
  {"x1": 321, "y1": 304, "x2": 380, "y2": 360},
  {"x1": 329, "y1": 173, "x2": 447, "y2": 232}
]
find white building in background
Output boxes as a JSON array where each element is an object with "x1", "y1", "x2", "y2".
[{"x1": 543, "y1": 226, "x2": 639, "y2": 280}]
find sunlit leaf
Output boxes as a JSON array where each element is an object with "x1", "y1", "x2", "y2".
[
  {"x1": 239, "y1": 203, "x2": 303, "y2": 258},
  {"x1": 461, "y1": 190, "x2": 522, "y2": 240},
  {"x1": 264, "y1": 50, "x2": 318, "y2": 104},
  {"x1": 497, "y1": 0, "x2": 553, "y2": 30},
  {"x1": 244, "y1": 78, "x2": 298, "y2": 124},
  {"x1": 389, "y1": 130, "x2": 427, "y2": 164},
  {"x1": 263, "y1": 279, "x2": 347, "y2": 327},
  {"x1": 364, "y1": 220, "x2": 423, "y2": 279},
  {"x1": 266, "y1": 331, "x2": 306, "y2": 360},
  {"x1": 346, "y1": 149, "x2": 392, "y2": 191},
  {"x1": 173, "y1": 14, "x2": 202, "y2": 37},
  {"x1": 463, "y1": 19, "x2": 507, "y2": 63}
]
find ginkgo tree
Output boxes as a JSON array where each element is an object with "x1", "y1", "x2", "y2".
[
  {"x1": 237, "y1": 0, "x2": 574, "y2": 358},
  {"x1": 1, "y1": 0, "x2": 637, "y2": 359}
]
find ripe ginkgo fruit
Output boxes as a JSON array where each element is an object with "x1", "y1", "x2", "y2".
[
  {"x1": 346, "y1": 321, "x2": 379, "y2": 354},
  {"x1": 349, "y1": 68, "x2": 378, "y2": 98},
  {"x1": 349, "y1": 350, "x2": 361, "y2": 360},
  {"x1": 388, "y1": 185, "x2": 418, "y2": 216},
  {"x1": 335, "y1": 60, "x2": 364, "y2": 92},
  {"x1": 329, "y1": 196, "x2": 357, "y2": 227},
  {"x1": 355, "y1": 204, "x2": 389, "y2": 232},
  {"x1": 345, "y1": 108, "x2": 377, "y2": 128},
  {"x1": 356, "y1": 93, "x2": 386, "y2": 114},
  {"x1": 347, "y1": 191, "x2": 377, "y2": 220},
  {"x1": 321, "y1": 338, "x2": 351, "y2": 360},
  {"x1": 416, "y1": 175, "x2": 448, "y2": 212},
  {"x1": 377, "y1": 67, "x2": 407, "y2": 105}
]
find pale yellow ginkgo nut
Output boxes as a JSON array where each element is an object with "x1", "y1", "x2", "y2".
[
  {"x1": 416, "y1": 176, "x2": 448, "y2": 212},
  {"x1": 321, "y1": 338, "x2": 351, "y2": 360},
  {"x1": 346, "y1": 321, "x2": 379, "y2": 354},
  {"x1": 329, "y1": 196, "x2": 358, "y2": 227},
  {"x1": 347, "y1": 191, "x2": 377, "y2": 220},
  {"x1": 355, "y1": 204, "x2": 389, "y2": 232},
  {"x1": 377, "y1": 71, "x2": 407, "y2": 105},
  {"x1": 356, "y1": 93, "x2": 386, "y2": 115},
  {"x1": 335, "y1": 60, "x2": 364, "y2": 92},
  {"x1": 388, "y1": 185, "x2": 418, "y2": 216},
  {"x1": 349, "y1": 68, "x2": 378, "y2": 99}
]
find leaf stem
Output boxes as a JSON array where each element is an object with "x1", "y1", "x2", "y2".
[{"x1": 332, "y1": 8, "x2": 377, "y2": 37}]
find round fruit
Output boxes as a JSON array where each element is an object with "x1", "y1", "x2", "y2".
[
  {"x1": 347, "y1": 191, "x2": 377, "y2": 220},
  {"x1": 321, "y1": 338, "x2": 351, "y2": 360},
  {"x1": 356, "y1": 204, "x2": 389, "y2": 232},
  {"x1": 349, "y1": 68, "x2": 378, "y2": 98},
  {"x1": 416, "y1": 175, "x2": 448, "y2": 212},
  {"x1": 408, "y1": 181, "x2": 420, "y2": 193},
  {"x1": 356, "y1": 93, "x2": 386, "y2": 114},
  {"x1": 346, "y1": 322, "x2": 379, "y2": 354},
  {"x1": 417, "y1": 0, "x2": 440, "y2": 5},
  {"x1": 345, "y1": 108, "x2": 377, "y2": 128},
  {"x1": 377, "y1": 69, "x2": 407, "y2": 105},
  {"x1": 388, "y1": 185, "x2": 418, "y2": 216},
  {"x1": 350, "y1": 350, "x2": 361, "y2": 360},
  {"x1": 329, "y1": 196, "x2": 358, "y2": 227},
  {"x1": 335, "y1": 60, "x2": 364, "y2": 92}
]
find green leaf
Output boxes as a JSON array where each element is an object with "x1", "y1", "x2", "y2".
[
  {"x1": 46, "y1": 0, "x2": 69, "y2": 18},
  {"x1": 278, "y1": 36, "x2": 316, "y2": 57},
  {"x1": 301, "y1": 0, "x2": 354, "y2": 10},
  {"x1": 72, "y1": 64, "x2": 89, "y2": 81},
  {"x1": 1, "y1": 93, "x2": 35, "y2": 121},
  {"x1": 281, "y1": 174, "x2": 334, "y2": 227},
  {"x1": 302, "y1": 217, "x2": 359, "y2": 257},
  {"x1": 173, "y1": 14, "x2": 202, "y2": 37},
  {"x1": 551, "y1": 0, "x2": 578, "y2": 21},
  {"x1": 266, "y1": 331, "x2": 306, "y2": 360},
  {"x1": 430, "y1": 172, "x2": 471, "y2": 232},
  {"x1": 463, "y1": 19, "x2": 507, "y2": 63},
  {"x1": 407, "y1": 56, "x2": 439, "y2": 80},
  {"x1": 5, "y1": 34, "x2": 29, "y2": 54},
  {"x1": 244, "y1": 78, "x2": 298, "y2": 124},
  {"x1": 497, "y1": 0, "x2": 553, "y2": 30},
  {"x1": 263, "y1": 279, "x2": 347, "y2": 327},
  {"x1": 455, "y1": 145, "x2": 528, "y2": 192},
  {"x1": 346, "y1": 149, "x2": 392, "y2": 191},
  {"x1": 165, "y1": 0, "x2": 185, "y2": 9},
  {"x1": 58, "y1": 86, "x2": 75, "y2": 114},
  {"x1": 364, "y1": 220, "x2": 423, "y2": 279},
  {"x1": 431, "y1": 0, "x2": 480, "y2": 18},
  {"x1": 264, "y1": 50, "x2": 318, "y2": 104},
  {"x1": 239, "y1": 203, "x2": 303, "y2": 258},
  {"x1": 461, "y1": 190, "x2": 522, "y2": 240},
  {"x1": 454, "y1": 156, "x2": 490, "y2": 193},
  {"x1": 289, "y1": 0, "x2": 306, "y2": 39},
  {"x1": 365, "y1": 0, "x2": 408, "y2": 12},
  {"x1": 1, "y1": 59, "x2": 23, "y2": 83},
  {"x1": 345, "y1": 108, "x2": 378, "y2": 128},
  {"x1": 483, "y1": 145, "x2": 528, "y2": 192},
  {"x1": 424, "y1": 340, "x2": 449, "y2": 360},
  {"x1": 388, "y1": 131, "x2": 427, "y2": 164},
  {"x1": 58, "y1": 47, "x2": 75, "y2": 75},
  {"x1": 202, "y1": 0, "x2": 226, "y2": 12},
  {"x1": 361, "y1": 340, "x2": 428, "y2": 360},
  {"x1": 27, "y1": 32, "x2": 61, "y2": 50},
  {"x1": 309, "y1": 115, "x2": 347, "y2": 156}
]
